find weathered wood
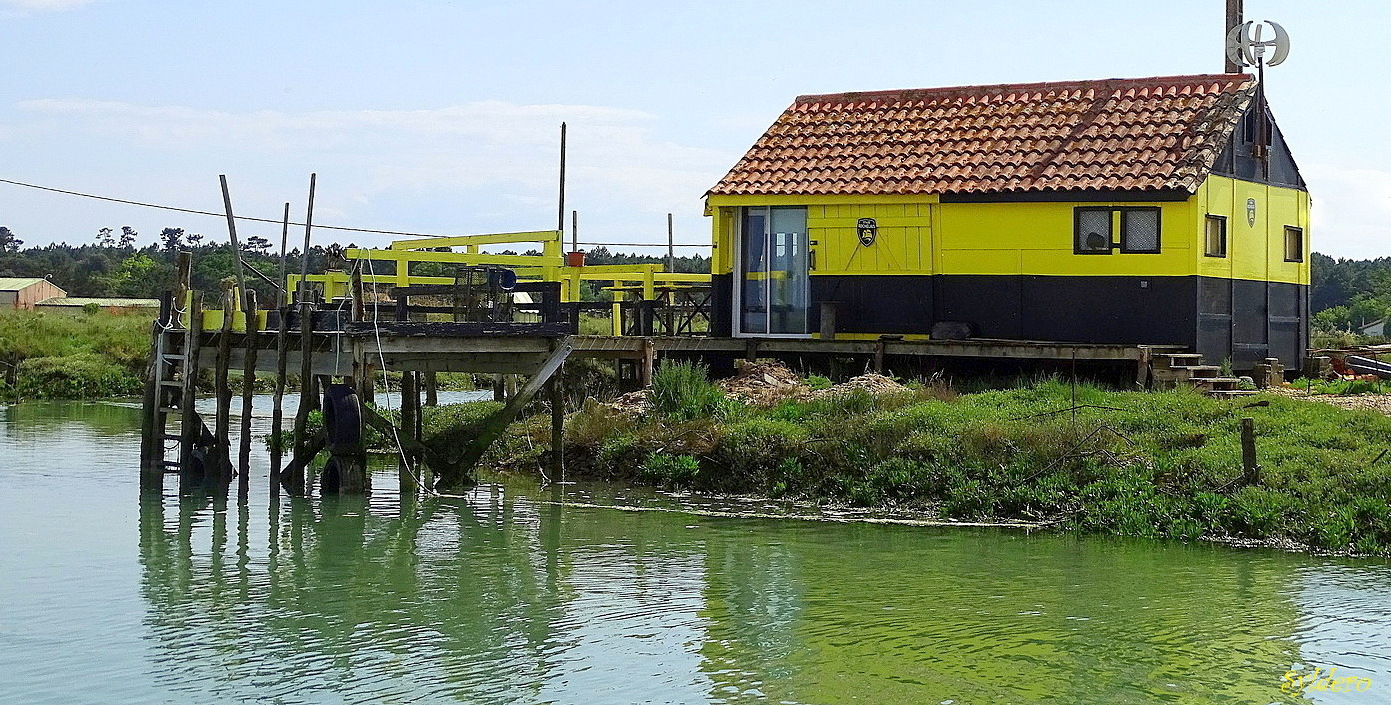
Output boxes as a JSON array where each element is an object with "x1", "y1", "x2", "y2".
[
  {"x1": 819, "y1": 301, "x2": 838, "y2": 340},
  {"x1": 549, "y1": 358, "x2": 564, "y2": 481},
  {"x1": 218, "y1": 175, "x2": 250, "y2": 309},
  {"x1": 640, "y1": 337, "x2": 656, "y2": 387},
  {"x1": 1241, "y1": 417, "x2": 1260, "y2": 485},
  {"x1": 400, "y1": 369, "x2": 419, "y2": 497},
  {"x1": 270, "y1": 304, "x2": 290, "y2": 491},
  {"x1": 178, "y1": 298, "x2": 203, "y2": 484},
  {"x1": 286, "y1": 301, "x2": 315, "y2": 495},
  {"x1": 343, "y1": 321, "x2": 574, "y2": 338},
  {"x1": 434, "y1": 338, "x2": 573, "y2": 492},
  {"x1": 424, "y1": 371, "x2": 438, "y2": 406},
  {"x1": 237, "y1": 288, "x2": 258, "y2": 497},
  {"x1": 213, "y1": 287, "x2": 235, "y2": 484}
]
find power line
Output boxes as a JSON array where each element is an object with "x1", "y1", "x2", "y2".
[
  {"x1": 0, "y1": 175, "x2": 716, "y2": 248},
  {"x1": 1, "y1": 176, "x2": 459, "y2": 239}
]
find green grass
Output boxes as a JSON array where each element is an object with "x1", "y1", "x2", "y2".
[
  {"x1": 534, "y1": 375, "x2": 1391, "y2": 555},
  {"x1": 0, "y1": 310, "x2": 149, "y2": 400}
]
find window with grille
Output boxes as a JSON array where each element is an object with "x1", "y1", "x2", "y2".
[
  {"x1": 1120, "y1": 208, "x2": 1160, "y2": 253},
  {"x1": 1073, "y1": 207, "x2": 1160, "y2": 255},
  {"x1": 1074, "y1": 208, "x2": 1113, "y2": 254},
  {"x1": 1284, "y1": 226, "x2": 1304, "y2": 262},
  {"x1": 1204, "y1": 215, "x2": 1227, "y2": 258}
]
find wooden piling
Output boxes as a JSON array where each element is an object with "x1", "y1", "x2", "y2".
[
  {"x1": 549, "y1": 360, "x2": 564, "y2": 481},
  {"x1": 270, "y1": 297, "x2": 290, "y2": 491},
  {"x1": 213, "y1": 287, "x2": 235, "y2": 485},
  {"x1": 286, "y1": 300, "x2": 315, "y2": 495},
  {"x1": 400, "y1": 370, "x2": 419, "y2": 497},
  {"x1": 178, "y1": 296, "x2": 203, "y2": 492},
  {"x1": 237, "y1": 288, "x2": 258, "y2": 497},
  {"x1": 424, "y1": 371, "x2": 438, "y2": 406},
  {"x1": 1241, "y1": 417, "x2": 1260, "y2": 485},
  {"x1": 640, "y1": 338, "x2": 656, "y2": 388}
]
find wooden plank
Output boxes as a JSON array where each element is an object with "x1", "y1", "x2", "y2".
[
  {"x1": 178, "y1": 298, "x2": 203, "y2": 481},
  {"x1": 343, "y1": 321, "x2": 573, "y2": 338}
]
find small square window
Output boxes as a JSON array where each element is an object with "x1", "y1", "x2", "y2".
[
  {"x1": 1284, "y1": 226, "x2": 1304, "y2": 262},
  {"x1": 1204, "y1": 215, "x2": 1227, "y2": 257},
  {"x1": 1120, "y1": 208, "x2": 1160, "y2": 253},
  {"x1": 1075, "y1": 208, "x2": 1112, "y2": 254}
]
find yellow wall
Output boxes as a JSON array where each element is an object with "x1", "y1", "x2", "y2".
[{"x1": 707, "y1": 176, "x2": 1309, "y2": 285}]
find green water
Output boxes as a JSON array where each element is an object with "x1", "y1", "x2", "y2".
[{"x1": 2, "y1": 401, "x2": 1389, "y2": 704}]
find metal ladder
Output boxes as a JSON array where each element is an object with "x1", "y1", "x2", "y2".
[{"x1": 140, "y1": 302, "x2": 197, "y2": 480}]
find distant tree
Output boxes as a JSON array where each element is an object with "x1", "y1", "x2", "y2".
[
  {"x1": 159, "y1": 227, "x2": 185, "y2": 251},
  {"x1": 96, "y1": 227, "x2": 116, "y2": 247},
  {"x1": 0, "y1": 226, "x2": 22, "y2": 253},
  {"x1": 243, "y1": 234, "x2": 272, "y2": 254},
  {"x1": 186, "y1": 232, "x2": 204, "y2": 247},
  {"x1": 118, "y1": 226, "x2": 138, "y2": 249}
]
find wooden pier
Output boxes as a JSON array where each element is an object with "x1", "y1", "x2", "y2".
[{"x1": 136, "y1": 228, "x2": 1181, "y2": 501}]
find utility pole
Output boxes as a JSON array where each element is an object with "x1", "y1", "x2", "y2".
[{"x1": 1225, "y1": 0, "x2": 1243, "y2": 73}]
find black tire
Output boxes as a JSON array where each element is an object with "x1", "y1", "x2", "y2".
[{"x1": 322, "y1": 383, "x2": 363, "y2": 454}]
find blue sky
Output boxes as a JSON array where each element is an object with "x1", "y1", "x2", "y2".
[{"x1": 1, "y1": 0, "x2": 1386, "y2": 257}]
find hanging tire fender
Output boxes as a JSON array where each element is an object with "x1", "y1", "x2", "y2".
[{"x1": 322, "y1": 383, "x2": 363, "y2": 454}]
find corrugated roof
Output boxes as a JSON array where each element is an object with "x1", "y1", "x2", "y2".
[
  {"x1": 35, "y1": 297, "x2": 159, "y2": 307},
  {"x1": 0, "y1": 277, "x2": 48, "y2": 290},
  {"x1": 708, "y1": 74, "x2": 1256, "y2": 197}
]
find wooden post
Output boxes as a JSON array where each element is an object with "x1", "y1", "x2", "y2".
[
  {"x1": 1241, "y1": 417, "x2": 1260, "y2": 485},
  {"x1": 286, "y1": 300, "x2": 315, "y2": 495},
  {"x1": 270, "y1": 296, "x2": 290, "y2": 491},
  {"x1": 424, "y1": 371, "x2": 438, "y2": 406},
  {"x1": 639, "y1": 338, "x2": 656, "y2": 388},
  {"x1": 218, "y1": 175, "x2": 250, "y2": 309},
  {"x1": 400, "y1": 369, "x2": 419, "y2": 497},
  {"x1": 213, "y1": 287, "x2": 235, "y2": 486},
  {"x1": 237, "y1": 288, "x2": 259, "y2": 497},
  {"x1": 666, "y1": 212, "x2": 675, "y2": 273},
  {"x1": 549, "y1": 355, "x2": 564, "y2": 481},
  {"x1": 873, "y1": 340, "x2": 886, "y2": 375},
  {"x1": 819, "y1": 301, "x2": 838, "y2": 340},
  {"x1": 350, "y1": 264, "x2": 376, "y2": 405},
  {"x1": 1225, "y1": 0, "x2": 1243, "y2": 73},
  {"x1": 178, "y1": 296, "x2": 203, "y2": 492},
  {"x1": 493, "y1": 374, "x2": 506, "y2": 402}
]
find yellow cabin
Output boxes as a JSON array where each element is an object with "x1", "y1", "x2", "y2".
[{"x1": 705, "y1": 74, "x2": 1309, "y2": 371}]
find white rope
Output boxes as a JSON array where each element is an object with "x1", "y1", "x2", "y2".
[{"x1": 363, "y1": 257, "x2": 436, "y2": 497}]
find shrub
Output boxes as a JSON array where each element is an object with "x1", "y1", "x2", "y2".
[
  {"x1": 641, "y1": 453, "x2": 700, "y2": 487},
  {"x1": 648, "y1": 360, "x2": 724, "y2": 420},
  {"x1": 14, "y1": 354, "x2": 142, "y2": 399}
]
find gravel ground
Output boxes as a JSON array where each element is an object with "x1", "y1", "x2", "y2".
[{"x1": 1266, "y1": 385, "x2": 1391, "y2": 415}]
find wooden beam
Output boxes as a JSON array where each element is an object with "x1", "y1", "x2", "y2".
[{"x1": 237, "y1": 288, "x2": 258, "y2": 498}]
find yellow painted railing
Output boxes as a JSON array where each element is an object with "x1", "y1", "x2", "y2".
[{"x1": 195, "y1": 229, "x2": 711, "y2": 332}]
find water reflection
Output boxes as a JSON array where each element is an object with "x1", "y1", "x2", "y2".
[{"x1": 6, "y1": 401, "x2": 1391, "y2": 704}]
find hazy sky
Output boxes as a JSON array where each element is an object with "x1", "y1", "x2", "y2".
[{"x1": 1, "y1": 0, "x2": 1386, "y2": 257}]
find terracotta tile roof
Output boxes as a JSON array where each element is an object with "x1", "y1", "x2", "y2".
[{"x1": 708, "y1": 74, "x2": 1256, "y2": 197}]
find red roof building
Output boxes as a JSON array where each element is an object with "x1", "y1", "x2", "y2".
[{"x1": 704, "y1": 74, "x2": 1310, "y2": 371}]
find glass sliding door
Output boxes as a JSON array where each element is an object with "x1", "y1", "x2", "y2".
[{"x1": 738, "y1": 206, "x2": 809, "y2": 335}]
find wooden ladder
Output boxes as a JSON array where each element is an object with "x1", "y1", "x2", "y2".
[{"x1": 139, "y1": 296, "x2": 202, "y2": 489}]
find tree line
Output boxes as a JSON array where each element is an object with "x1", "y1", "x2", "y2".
[{"x1": 0, "y1": 225, "x2": 711, "y2": 304}]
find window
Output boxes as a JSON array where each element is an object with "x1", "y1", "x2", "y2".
[
  {"x1": 1074, "y1": 207, "x2": 1160, "y2": 255},
  {"x1": 1074, "y1": 208, "x2": 1112, "y2": 254},
  {"x1": 1204, "y1": 215, "x2": 1227, "y2": 257},
  {"x1": 1120, "y1": 208, "x2": 1161, "y2": 253},
  {"x1": 1284, "y1": 226, "x2": 1304, "y2": 262}
]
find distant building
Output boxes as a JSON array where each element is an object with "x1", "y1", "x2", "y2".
[
  {"x1": 1359, "y1": 319, "x2": 1387, "y2": 338},
  {"x1": 33, "y1": 296, "x2": 161, "y2": 314},
  {"x1": 0, "y1": 277, "x2": 66, "y2": 310}
]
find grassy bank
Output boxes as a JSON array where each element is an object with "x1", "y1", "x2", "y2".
[
  {"x1": 481, "y1": 363, "x2": 1391, "y2": 556},
  {"x1": 0, "y1": 310, "x2": 149, "y2": 400}
]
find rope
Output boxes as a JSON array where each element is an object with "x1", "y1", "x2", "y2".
[{"x1": 363, "y1": 257, "x2": 436, "y2": 497}]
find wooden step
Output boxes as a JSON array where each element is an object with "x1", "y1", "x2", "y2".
[
  {"x1": 1154, "y1": 353, "x2": 1205, "y2": 369},
  {"x1": 1184, "y1": 365, "x2": 1221, "y2": 378},
  {"x1": 1208, "y1": 389, "x2": 1260, "y2": 398},
  {"x1": 1192, "y1": 376, "x2": 1243, "y2": 391}
]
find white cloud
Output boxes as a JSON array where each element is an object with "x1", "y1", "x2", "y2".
[
  {"x1": 1303, "y1": 164, "x2": 1391, "y2": 259},
  {"x1": 0, "y1": 0, "x2": 97, "y2": 11},
  {"x1": 8, "y1": 98, "x2": 738, "y2": 248}
]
